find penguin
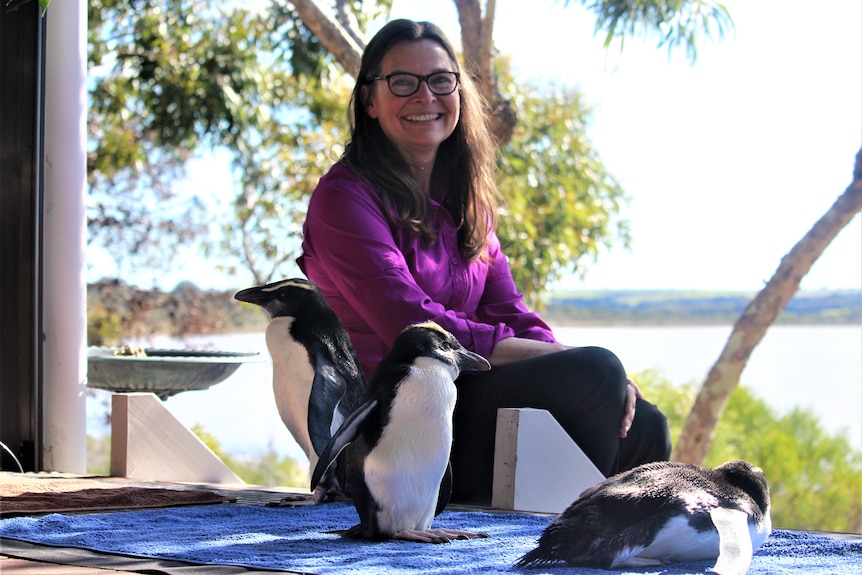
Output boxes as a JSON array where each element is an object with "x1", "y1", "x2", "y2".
[
  {"x1": 234, "y1": 278, "x2": 366, "y2": 502},
  {"x1": 515, "y1": 460, "x2": 771, "y2": 575},
  {"x1": 311, "y1": 321, "x2": 492, "y2": 543}
]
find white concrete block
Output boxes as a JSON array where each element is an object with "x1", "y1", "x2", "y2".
[
  {"x1": 110, "y1": 392, "x2": 244, "y2": 484},
  {"x1": 492, "y1": 408, "x2": 605, "y2": 514}
]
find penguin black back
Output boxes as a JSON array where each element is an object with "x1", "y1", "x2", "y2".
[
  {"x1": 235, "y1": 278, "x2": 367, "y2": 501},
  {"x1": 515, "y1": 460, "x2": 771, "y2": 571},
  {"x1": 235, "y1": 278, "x2": 366, "y2": 422}
]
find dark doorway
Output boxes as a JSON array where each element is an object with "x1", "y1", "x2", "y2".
[{"x1": 0, "y1": 0, "x2": 45, "y2": 472}]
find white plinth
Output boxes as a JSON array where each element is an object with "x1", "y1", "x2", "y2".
[
  {"x1": 110, "y1": 393, "x2": 244, "y2": 484},
  {"x1": 492, "y1": 408, "x2": 605, "y2": 514}
]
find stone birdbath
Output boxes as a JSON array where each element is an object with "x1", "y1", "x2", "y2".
[{"x1": 87, "y1": 346, "x2": 263, "y2": 400}]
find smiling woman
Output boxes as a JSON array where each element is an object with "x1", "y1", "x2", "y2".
[
  {"x1": 360, "y1": 38, "x2": 462, "y2": 179},
  {"x1": 294, "y1": 18, "x2": 672, "y2": 506}
]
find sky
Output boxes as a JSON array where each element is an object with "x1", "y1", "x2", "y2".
[{"x1": 89, "y1": 0, "x2": 862, "y2": 293}]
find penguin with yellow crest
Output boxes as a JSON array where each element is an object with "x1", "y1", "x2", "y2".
[
  {"x1": 235, "y1": 278, "x2": 366, "y2": 502},
  {"x1": 312, "y1": 321, "x2": 491, "y2": 543}
]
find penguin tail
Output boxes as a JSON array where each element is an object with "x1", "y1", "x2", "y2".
[{"x1": 514, "y1": 547, "x2": 557, "y2": 569}]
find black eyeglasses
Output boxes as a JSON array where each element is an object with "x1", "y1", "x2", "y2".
[{"x1": 367, "y1": 71, "x2": 460, "y2": 97}]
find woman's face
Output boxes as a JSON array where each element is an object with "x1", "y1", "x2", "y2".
[{"x1": 363, "y1": 39, "x2": 460, "y2": 165}]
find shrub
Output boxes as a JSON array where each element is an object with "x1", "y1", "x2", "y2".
[{"x1": 636, "y1": 369, "x2": 862, "y2": 533}]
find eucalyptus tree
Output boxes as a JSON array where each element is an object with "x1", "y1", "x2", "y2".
[
  {"x1": 87, "y1": 0, "x2": 351, "y2": 283},
  {"x1": 88, "y1": 0, "x2": 268, "y2": 274},
  {"x1": 494, "y1": 66, "x2": 630, "y2": 307}
]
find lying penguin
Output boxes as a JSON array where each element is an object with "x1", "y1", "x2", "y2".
[
  {"x1": 516, "y1": 460, "x2": 771, "y2": 575},
  {"x1": 311, "y1": 321, "x2": 491, "y2": 543},
  {"x1": 234, "y1": 278, "x2": 366, "y2": 502}
]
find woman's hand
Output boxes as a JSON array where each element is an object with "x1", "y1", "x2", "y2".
[{"x1": 620, "y1": 377, "x2": 643, "y2": 438}]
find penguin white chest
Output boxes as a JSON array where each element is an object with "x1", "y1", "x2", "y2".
[
  {"x1": 265, "y1": 317, "x2": 317, "y2": 468},
  {"x1": 364, "y1": 358, "x2": 458, "y2": 534}
]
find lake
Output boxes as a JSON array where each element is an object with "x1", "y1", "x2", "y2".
[{"x1": 86, "y1": 325, "x2": 862, "y2": 463}]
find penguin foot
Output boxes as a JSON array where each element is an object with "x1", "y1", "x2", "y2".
[
  {"x1": 272, "y1": 485, "x2": 344, "y2": 506},
  {"x1": 393, "y1": 528, "x2": 490, "y2": 544},
  {"x1": 265, "y1": 493, "x2": 315, "y2": 507},
  {"x1": 310, "y1": 485, "x2": 332, "y2": 504}
]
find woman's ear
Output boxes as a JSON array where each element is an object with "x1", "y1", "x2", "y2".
[{"x1": 361, "y1": 85, "x2": 379, "y2": 119}]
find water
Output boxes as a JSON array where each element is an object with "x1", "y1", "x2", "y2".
[
  {"x1": 86, "y1": 325, "x2": 862, "y2": 464},
  {"x1": 554, "y1": 325, "x2": 862, "y2": 446}
]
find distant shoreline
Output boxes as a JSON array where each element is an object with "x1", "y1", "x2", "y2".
[
  {"x1": 87, "y1": 281, "x2": 862, "y2": 344},
  {"x1": 541, "y1": 289, "x2": 861, "y2": 326}
]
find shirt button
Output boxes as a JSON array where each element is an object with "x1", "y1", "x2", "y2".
[{"x1": 450, "y1": 257, "x2": 459, "y2": 265}]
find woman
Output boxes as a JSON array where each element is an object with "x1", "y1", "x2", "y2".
[{"x1": 297, "y1": 18, "x2": 671, "y2": 504}]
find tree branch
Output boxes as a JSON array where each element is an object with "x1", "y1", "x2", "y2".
[
  {"x1": 289, "y1": 0, "x2": 363, "y2": 77},
  {"x1": 333, "y1": 0, "x2": 367, "y2": 50},
  {"x1": 479, "y1": 0, "x2": 496, "y2": 85}
]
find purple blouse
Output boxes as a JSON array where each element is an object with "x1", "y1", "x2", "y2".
[{"x1": 297, "y1": 162, "x2": 558, "y2": 380}]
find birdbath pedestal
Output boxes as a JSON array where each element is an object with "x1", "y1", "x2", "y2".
[{"x1": 87, "y1": 347, "x2": 263, "y2": 483}]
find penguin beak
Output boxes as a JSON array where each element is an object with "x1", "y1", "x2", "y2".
[
  {"x1": 234, "y1": 286, "x2": 264, "y2": 304},
  {"x1": 456, "y1": 349, "x2": 491, "y2": 373}
]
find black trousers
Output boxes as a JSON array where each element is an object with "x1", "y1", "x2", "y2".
[{"x1": 450, "y1": 346, "x2": 672, "y2": 505}]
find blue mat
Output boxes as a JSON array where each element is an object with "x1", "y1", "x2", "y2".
[{"x1": 0, "y1": 502, "x2": 859, "y2": 574}]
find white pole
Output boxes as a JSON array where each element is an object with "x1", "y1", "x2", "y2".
[{"x1": 42, "y1": 0, "x2": 87, "y2": 472}]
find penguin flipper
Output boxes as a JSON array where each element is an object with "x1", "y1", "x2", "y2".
[
  {"x1": 306, "y1": 347, "x2": 354, "y2": 455},
  {"x1": 435, "y1": 461, "x2": 453, "y2": 516},
  {"x1": 708, "y1": 506, "x2": 753, "y2": 575},
  {"x1": 310, "y1": 398, "x2": 379, "y2": 492}
]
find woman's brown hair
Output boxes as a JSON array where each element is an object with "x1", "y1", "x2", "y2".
[{"x1": 341, "y1": 19, "x2": 500, "y2": 261}]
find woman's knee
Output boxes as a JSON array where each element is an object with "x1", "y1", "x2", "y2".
[
  {"x1": 573, "y1": 346, "x2": 625, "y2": 375},
  {"x1": 560, "y1": 346, "x2": 628, "y2": 402}
]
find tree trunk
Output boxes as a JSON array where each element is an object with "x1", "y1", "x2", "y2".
[
  {"x1": 674, "y1": 148, "x2": 862, "y2": 465},
  {"x1": 289, "y1": 0, "x2": 363, "y2": 77},
  {"x1": 454, "y1": 0, "x2": 515, "y2": 145}
]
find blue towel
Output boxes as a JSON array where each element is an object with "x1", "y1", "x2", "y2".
[{"x1": 0, "y1": 502, "x2": 859, "y2": 574}]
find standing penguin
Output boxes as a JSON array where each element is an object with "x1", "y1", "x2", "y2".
[
  {"x1": 311, "y1": 321, "x2": 491, "y2": 543},
  {"x1": 516, "y1": 460, "x2": 772, "y2": 575},
  {"x1": 234, "y1": 278, "x2": 366, "y2": 502}
]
